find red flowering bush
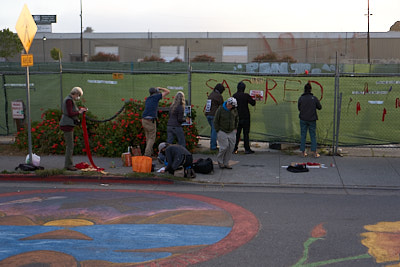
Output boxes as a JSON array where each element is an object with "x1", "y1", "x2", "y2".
[
  {"x1": 15, "y1": 98, "x2": 199, "y2": 158},
  {"x1": 15, "y1": 108, "x2": 97, "y2": 155}
]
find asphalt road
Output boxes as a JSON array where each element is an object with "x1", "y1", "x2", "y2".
[{"x1": 0, "y1": 182, "x2": 399, "y2": 266}]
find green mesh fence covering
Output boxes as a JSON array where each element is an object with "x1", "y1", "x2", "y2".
[{"x1": 1, "y1": 66, "x2": 400, "y2": 147}]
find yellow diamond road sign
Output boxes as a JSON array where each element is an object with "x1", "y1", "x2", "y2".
[{"x1": 15, "y1": 4, "x2": 37, "y2": 53}]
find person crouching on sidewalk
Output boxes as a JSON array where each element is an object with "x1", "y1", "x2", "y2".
[
  {"x1": 214, "y1": 97, "x2": 239, "y2": 169},
  {"x1": 158, "y1": 142, "x2": 196, "y2": 178}
]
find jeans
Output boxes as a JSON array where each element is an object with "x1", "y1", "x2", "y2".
[
  {"x1": 300, "y1": 120, "x2": 317, "y2": 152},
  {"x1": 206, "y1": 115, "x2": 217, "y2": 150},
  {"x1": 167, "y1": 126, "x2": 186, "y2": 147}
]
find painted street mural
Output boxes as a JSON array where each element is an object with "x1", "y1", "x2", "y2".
[
  {"x1": 0, "y1": 189, "x2": 259, "y2": 266},
  {"x1": 293, "y1": 222, "x2": 400, "y2": 266}
]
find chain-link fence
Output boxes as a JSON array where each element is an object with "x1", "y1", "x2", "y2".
[{"x1": 1, "y1": 62, "x2": 400, "y2": 151}]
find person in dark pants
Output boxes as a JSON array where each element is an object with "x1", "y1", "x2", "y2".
[
  {"x1": 158, "y1": 142, "x2": 196, "y2": 178},
  {"x1": 204, "y1": 83, "x2": 225, "y2": 150},
  {"x1": 59, "y1": 87, "x2": 87, "y2": 171},
  {"x1": 233, "y1": 81, "x2": 256, "y2": 154},
  {"x1": 167, "y1": 91, "x2": 188, "y2": 147},
  {"x1": 298, "y1": 82, "x2": 322, "y2": 158}
]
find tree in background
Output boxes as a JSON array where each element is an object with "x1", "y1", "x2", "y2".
[
  {"x1": 50, "y1": 48, "x2": 63, "y2": 61},
  {"x1": 89, "y1": 52, "x2": 119, "y2": 61},
  {"x1": 253, "y1": 52, "x2": 297, "y2": 63},
  {"x1": 0, "y1": 28, "x2": 23, "y2": 61},
  {"x1": 142, "y1": 55, "x2": 165, "y2": 62},
  {"x1": 84, "y1": 27, "x2": 94, "y2": 33},
  {"x1": 191, "y1": 54, "x2": 215, "y2": 62}
]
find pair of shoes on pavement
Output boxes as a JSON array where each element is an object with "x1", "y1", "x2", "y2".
[
  {"x1": 245, "y1": 150, "x2": 255, "y2": 154},
  {"x1": 184, "y1": 168, "x2": 196, "y2": 179},
  {"x1": 301, "y1": 151, "x2": 320, "y2": 158},
  {"x1": 66, "y1": 166, "x2": 78, "y2": 171},
  {"x1": 218, "y1": 163, "x2": 232, "y2": 169}
]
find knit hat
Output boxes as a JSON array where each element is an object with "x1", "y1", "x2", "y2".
[{"x1": 158, "y1": 142, "x2": 167, "y2": 152}]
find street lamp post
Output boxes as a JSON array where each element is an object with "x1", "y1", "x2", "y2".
[{"x1": 42, "y1": 36, "x2": 46, "y2": 62}]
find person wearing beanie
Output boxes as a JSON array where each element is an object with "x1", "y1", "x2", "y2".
[
  {"x1": 213, "y1": 97, "x2": 239, "y2": 169},
  {"x1": 233, "y1": 81, "x2": 256, "y2": 154},
  {"x1": 204, "y1": 83, "x2": 225, "y2": 150},
  {"x1": 142, "y1": 86, "x2": 170, "y2": 157},
  {"x1": 298, "y1": 82, "x2": 322, "y2": 158},
  {"x1": 59, "y1": 87, "x2": 87, "y2": 171}
]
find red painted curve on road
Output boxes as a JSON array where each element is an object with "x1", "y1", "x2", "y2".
[{"x1": 0, "y1": 189, "x2": 260, "y2": 266}]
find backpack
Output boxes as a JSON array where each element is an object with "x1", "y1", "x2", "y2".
[
  {"x1": 287, "y1": 164, "x2": 309, "y2": 173},
  {"x1": 193, "y1": 158, "x2": 214, "y2": 174},
  {"x1": 15, "y1": 164, "x2": 44, "y2": 171}
]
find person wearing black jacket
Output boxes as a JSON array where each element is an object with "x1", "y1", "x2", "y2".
[
  {"x1": 233, "y1": 81, "x2": 256, "y2": 154},
  {"x1": 298, "y1": 82, "x2": 322, "y2": 158},
  {"x1": 158, "y1": 143, "x2": 196, "y2": 178}
]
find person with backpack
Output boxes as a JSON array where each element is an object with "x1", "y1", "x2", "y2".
[
  {"x1": 233, "y1": 81, "x2": 256, "y2": 154},
  {"x1": 298, "y1": 82, "x2": 322, "y2": 158},
  {"x1": 204, "y1": 83, "x2": 225, "y2": 150},
  {"x1": 213, "y1": 97, "x2": 239, "y2": 169}
]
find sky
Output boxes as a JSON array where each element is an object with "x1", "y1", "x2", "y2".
[{"x1": 2, "y1": 0, "x2": 399, "y2": 33}]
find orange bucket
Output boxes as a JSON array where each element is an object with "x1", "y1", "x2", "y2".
[
  {"x1": 131, "y1": 156, "x2": 152, "y2": 173},
  {"x1": 121, "y1": 152, "x2": 132, "y2": 167}
]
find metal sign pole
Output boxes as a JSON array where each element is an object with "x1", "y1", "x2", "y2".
[{"x1": 25, "y1": 64, "x2": 33, "y2": 164}]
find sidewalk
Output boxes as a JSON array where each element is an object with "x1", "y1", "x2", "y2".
[{"x1": 1, "y1": 136, "x2": 400, "y2": 190}]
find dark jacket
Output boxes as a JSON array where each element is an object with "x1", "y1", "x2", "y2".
[
  {"x1": 205, "y1": 90, "x2": 223, "y2": 116},
  {"x1": 298, "y1": 92, "x2": 322, "y2": 121},
  {"x1": 213, "y1": 102, "x2": 239, "y2": 133},
  {"x1": 167, "y1": 105, "x2": 185, "y2": 127},
  {"x1": 233, "y1": 91, "x2": 256, "y2": 119},
  {"x1": 164, "y1": 144, "x2": 192, "y2": 173}
]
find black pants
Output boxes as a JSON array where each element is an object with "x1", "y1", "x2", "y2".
[
  {"x1": 235, "y1": 118, "x2": 251, "y2": 151},
  {"x1": 168, "y1": 154, "x2": 193, "y2": 175}
]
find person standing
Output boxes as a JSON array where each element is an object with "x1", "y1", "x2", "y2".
[
  {"x1": 298, "y1": 82, "x2": 322, "y2": 158},
  {"x1": 214, "y1": 97, "x2": 239, "y2": 169},
  {"x1": 233, "y1": 81, "x2": 256, "y2": 154},
  {"x1": 59, "y1": 87, "x2": 87, "y2": 171},
  {"x1": 167, "y1": 91, "x2": 188, "y2": 147},
  {"x1": 142, "y1": 86, "x2": 170, "y2": 157},
  {"x1": 204, "y1": 83, "x2": 225, "y2": 150}
]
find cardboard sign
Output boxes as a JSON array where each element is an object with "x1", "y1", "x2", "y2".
[{"x1": 250, "y1": 90, "x2": 264, "y2": 101}]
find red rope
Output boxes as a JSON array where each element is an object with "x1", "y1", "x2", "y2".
[{"x1": 81, "y1": 112, "x2": 101, "y2": 170}]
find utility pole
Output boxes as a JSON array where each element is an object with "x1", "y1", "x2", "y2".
[
  {"x1": 366, "y1": 0, "x2": 372, "y2": 64},
  {"x1": 80, "y1": 0, "x2": 83, "y2": 61}
]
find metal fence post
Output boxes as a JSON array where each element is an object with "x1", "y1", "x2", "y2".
[{"x1": 187, "y1": 48, "x2": 192, "y2": 106}]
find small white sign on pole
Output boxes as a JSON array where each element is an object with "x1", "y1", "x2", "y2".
[{"x1": 11, "y1": 101, "x2": 24, "y2": 119}]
